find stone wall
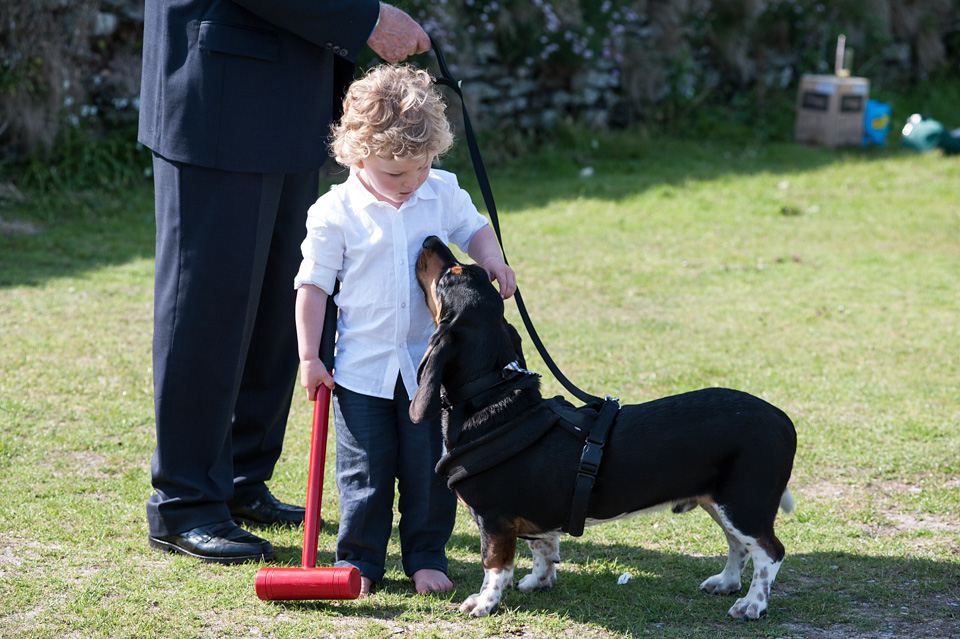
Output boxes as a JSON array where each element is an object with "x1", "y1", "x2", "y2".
[{"x1": 1, "y1": 0, "x2": 958, "y2": 160}]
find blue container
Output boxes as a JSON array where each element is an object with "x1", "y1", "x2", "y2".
[{"x1": 863, "y1": 99, "x2": 892, "y2": 146}]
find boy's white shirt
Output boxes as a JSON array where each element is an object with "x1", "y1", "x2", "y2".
[{"x1": 294, "y1": 167, "x2": 488, "y2": 400}]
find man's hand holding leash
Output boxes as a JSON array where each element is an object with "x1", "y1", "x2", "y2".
[{"x1": 367, "y1": 3, "x2": 431, "y2": 63}]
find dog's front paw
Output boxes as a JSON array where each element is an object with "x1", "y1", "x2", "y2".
[
  {"x1": 727, "y1": 596, "x2": 767, "y2": 621},
  {"x1": 517, "y1": 571, "x2": 555, "y2": 592},
  {"x1": 460, "y1": 592, "x2": 498, "y2": 617},
  {"x1": 699, "y1": 574, "x2": 741, "y2": 595}
]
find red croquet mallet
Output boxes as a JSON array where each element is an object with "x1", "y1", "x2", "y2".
[{"x1": 254, "y1": 291, "x2": 360, "y2": 600}]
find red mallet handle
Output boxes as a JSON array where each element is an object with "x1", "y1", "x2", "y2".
[
  {"x1": 254, "y1": 384, "x2": 361, "y2": 602},
  {"x1": 301, "y1": 385, "x2": 330, "y2": 569}
]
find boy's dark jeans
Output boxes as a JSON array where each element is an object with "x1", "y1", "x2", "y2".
[{"x1": 332, "y1": 377, "x2": 456, "y2": 582}]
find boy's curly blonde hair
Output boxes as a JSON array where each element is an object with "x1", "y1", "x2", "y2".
[{"x1": 331, "y1": 65, "x2": 453, "y2": 166}]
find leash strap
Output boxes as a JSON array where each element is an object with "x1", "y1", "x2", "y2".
[
  {"x1": 430, "y1": 38, "x2": 601, "y2": 406},
  {"x1": 566, "y1": 397, "x2": 620, "y2": 537}
]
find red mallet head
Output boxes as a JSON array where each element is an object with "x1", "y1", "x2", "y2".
[{"x1": 255, "y1": 565, "x2": 361, "y2": 601}]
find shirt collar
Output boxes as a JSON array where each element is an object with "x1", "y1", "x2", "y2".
[{"x1": 345, "y1": 166, "x2": 439, "y2": 210}]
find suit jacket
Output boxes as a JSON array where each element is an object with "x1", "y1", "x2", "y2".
[{"x1": 138, "y1": 0, "x2": 380, "y2": 174}]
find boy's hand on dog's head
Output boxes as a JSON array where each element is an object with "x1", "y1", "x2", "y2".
[{"x1": 482, "y1": 259, "x2": 517, "y2": 299}]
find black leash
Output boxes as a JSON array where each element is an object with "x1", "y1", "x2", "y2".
[
  {"x1": 429, "y1": 40, "x2": 620, "y2": 537},
  {"x1": 430, "y1": 38, "x2": 605, "y2": 407}
]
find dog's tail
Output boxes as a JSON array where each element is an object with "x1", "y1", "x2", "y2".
[{"x1": 779, "y1": 487, "x2": 796, "y2": 514}]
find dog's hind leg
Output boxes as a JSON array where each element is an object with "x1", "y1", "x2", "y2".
[
  {"x1": 727, "y1": 540, "x2": 783, "y2": 620},
  {"x1": 518, "y1": 534, "x2": 560, "y2": 592},
  {"x1": 698, "y1": 502, "x2": 748, "y2": 595},
  {"x1": 699, "y1": 500, "x2": 785, "y2": 620}
]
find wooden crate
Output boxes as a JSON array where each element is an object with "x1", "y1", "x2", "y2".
[{"x1": 795, "y1": 74, "x2": 870, "y2": 147}]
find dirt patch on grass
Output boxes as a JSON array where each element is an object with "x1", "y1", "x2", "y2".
[
  {"x1": 882, "y1": 512, "x2": 960, "y2": 535},
  {"x1": 782, "y1": 619, "x2": 960, "y2": 639},
  {"x1": 51, "y1": 450, "x2": 112, "y2": 479},
  {"x1": 0, "y1": 216, "x2": 41, "y2": 235},
  {"x1": 800, "y1": 478, "x2": 960, "y2": 539},
  {"x1": 0, "y1": 534, "x2": 56, "y2": 567}
]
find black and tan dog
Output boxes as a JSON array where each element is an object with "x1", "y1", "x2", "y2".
[{"x1": 410, "y1": 235, "x2": 797, "y2": 619}]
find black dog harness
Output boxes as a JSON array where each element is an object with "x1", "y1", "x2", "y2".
[
  {"x1": 566, "y1": 396, "x2": 619, "y2": 536},
  {"x1": 436, "y1": 399, "x2": 562, "y2": 487},
  {"x1": 436, "y1": 363, "x2": 620, "y2": 537}
]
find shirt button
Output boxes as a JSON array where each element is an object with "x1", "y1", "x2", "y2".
[{"x1": 401, "y1": 302, "x2": 406, "y2": 308}]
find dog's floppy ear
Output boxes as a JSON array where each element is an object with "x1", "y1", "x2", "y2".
[
  {"x1": 504, "y1": 320, "x2": 526, "y2": 369},
  {"x1": 410, "y1": 328, "x2": 454, "y2": 423}
]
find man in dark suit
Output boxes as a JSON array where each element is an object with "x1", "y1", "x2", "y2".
[{"x1": 138, "y1": 0, "x2": 431, "y2": 563}]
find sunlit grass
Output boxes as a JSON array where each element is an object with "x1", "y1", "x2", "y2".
[{"x1": 1, "y1": 135, "x2": 958, "y2": 638}]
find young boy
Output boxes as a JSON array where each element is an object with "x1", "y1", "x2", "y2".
[{"x1": 294, "y1": 64, "x2": 516, "y2": 596}]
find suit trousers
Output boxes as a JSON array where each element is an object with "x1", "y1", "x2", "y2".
[{"x1": 146, "y1": 153, "x2": 319, "y2": 537}]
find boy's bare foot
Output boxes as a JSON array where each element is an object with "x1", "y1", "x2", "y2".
[
  {"x1": 358, "y1": 575, "x2": 375, "y2": 597},
  {"x1": 412, "y1": 568, "x2": 453, "y2": 594}
]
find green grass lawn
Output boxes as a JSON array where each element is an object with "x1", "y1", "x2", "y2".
[{"x1": 1, "y1": 135, "x2": 958, "y2": 638}]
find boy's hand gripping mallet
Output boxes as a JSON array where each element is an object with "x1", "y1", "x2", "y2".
[{"x1": 254, "y1": 290, "x2": 360, "y2": 600}]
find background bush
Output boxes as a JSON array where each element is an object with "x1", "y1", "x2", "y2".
[
  {"x1": 1, "y1": 0, "x2": 958, "y2": 191},
  {"x1": 392, "y1": 0, "x2": 959, "y2": 133}
]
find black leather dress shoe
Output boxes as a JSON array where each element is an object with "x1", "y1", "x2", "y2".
[
  {"x1": 148, "y1": 520, "x2": 275, "y2": 564},
  {"x1": 229, "y1": 490, "x2": 306, "y2": 528}
]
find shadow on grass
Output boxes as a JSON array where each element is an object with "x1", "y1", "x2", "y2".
[
  {"x1": 261, "y1": 529, "x2": 960, "y2": 637},
  {"x1": 0, "y1": 184, "x2": 156, "y2": 288}
]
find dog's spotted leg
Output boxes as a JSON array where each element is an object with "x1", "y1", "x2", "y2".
[
  {"x1": 460, "y1": 532, "x2": 517, "y2": 617},
  {"x1": 518, "y1": 534, "x2": 560, "y2": 592},
  {"x1": 700, "y1": 528, "x2": 749, "y2": 595},
  {"x1": 699, "y1": 501, "x2": 785, "y2": 620},
  {"x1": 727, "y1": 551, "x2": 782, "y2": 620},
  {"x1": 460, "y1": 565, "x2": 515, "y2": 616},
  {"x1": 699, "y1": 502, "x2": 748, "y2": 594}
]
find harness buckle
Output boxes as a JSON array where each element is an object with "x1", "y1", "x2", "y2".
[
  {"x1": 567, "y1": 396, "x2": 621, "y2": 537},
  {"x1": 577, "y1": 444, "x2": 603, "y2": 478}
]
